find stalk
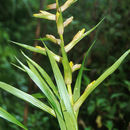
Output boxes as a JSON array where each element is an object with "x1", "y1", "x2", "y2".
[
  {"x1": 55, "y1": 1, "x2": 78, "y2": 129},
  {"x1": 60, "y1": 34, "x2": 72, "y2": 86},
  {"x1": 67, "y1": 84, "x2": 74, "y2": 105}
]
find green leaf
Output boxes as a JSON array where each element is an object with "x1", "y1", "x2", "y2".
[
  {"x1": 0, "y1": 82, "x2": 55, "y2": 117},
  {"x1": 16, "y1": 58, "x2": 63, "y2": 118},
  {"x1": 17, "y1": 57, "x2": 66, "y2": 129},
  {"x1": 83, "y1": 18, "x2": 105, "y2": 37},
  {"x1": 27, "y1": 60, "x2": 66, "y2": 129},
  {"x1": 11, "y1": 41, "x2": 46, "y2": 55},
  {"x1": 0, "y1": 107, "x2": 27, "y2": 130},
  {"x1": 74, "y1": 49, "x2": 130, "y2": 112},
  {"x1": 32, "y1": 93, "x2": 45, "y2": 99},
  {"x1": 10, "y1": 41, "x2": 61, "y2": 62},
  {"x1": 65, "y1": 18, "x2": 105, "y2": 52},
  {"x1": 73, "y1": 40, "x2": 96, "y2": 103},
  {"x1": 43, "y1": 42, "x2": 78, "y2": 130},
  {"x1": 11, "y1": 63, "x2": 26, "y2": 72},
  {"x1": 21, "y1": 52, "x2": 60, "y2": 99}
]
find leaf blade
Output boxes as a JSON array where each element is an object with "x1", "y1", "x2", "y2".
[
  {"x1": 16, "y1": 58, "x2": 63, "y2": 119},
  {"x1": 11, "y1": 41, "x2": 46, "y2": 55},
  {"x1": 64, "y1": 18, "x2": 105, "y2": 52},
  {"x1": 0, "y1": 107, "x2": 27, "y2": 130},
  {"x1": 10, "y1": 41, "x2": 61, "y2": 62},
  {"x1": 22, "y1": 52, "x2": 60, "y2": 98},
  {"x1": 74, "y1": 49, "x2": 130, "y2": 111},
  {"x1": 73, "y1": 40, "x2": 96, "y2": 117},
  {"x1": 43, "y1": 42, "x2": 78, "y2": 130},
  {"x1": 0, "y1": 82, "x2": 55, "y2": 117},
  {"x1": 73, "y1": 40, "x2": 96, "y2": 103},
  {"x1": 31, "y1": 93, "x2": 45, "y2": 99}
]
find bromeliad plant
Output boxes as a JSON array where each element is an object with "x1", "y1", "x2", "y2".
[{"x1": 0, "y1": 0, "x2": 129, "y2": 130}]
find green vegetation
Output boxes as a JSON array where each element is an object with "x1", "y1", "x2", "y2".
[{"x1": 0, "y1": 0, "x2": 129, "y2": 130}]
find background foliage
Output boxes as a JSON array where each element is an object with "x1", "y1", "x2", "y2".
[{"x1": 0, "y1": 0, "x2": 129, "y2": 129}]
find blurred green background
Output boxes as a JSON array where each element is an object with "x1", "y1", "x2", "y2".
[{"x1": 0, "y1": 0, "x2": 130, "y2": 130}]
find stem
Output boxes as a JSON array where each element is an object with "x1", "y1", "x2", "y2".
[
  {"x1": 60, "y1": 34, "x2": 73, "y2": 104},
  {"x1": 60, "y1": 34, "x2": 64, "y2": 46},
  {"x1": 67, "y1": 84, "x2": 73, "y2": 105}
]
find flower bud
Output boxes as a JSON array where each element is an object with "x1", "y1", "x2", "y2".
[
  {"x1": 61, "y1": 0, "x2": 77, "y2": 12},
  {"x1": 72, "y1": 64, "x2": 81, "y2": 72},
  {"x1": 85, "y1": 80, "x2": 96, "y2": 91},
  {"x1": 64, "y1": 16, "x2": 73, "y2": 27},
  {"x1": 65, "y1": 28, "x2": 85, "y2": 52},
  {"x1": 56, "y1": 11, "x2": 64, "y2": 35},
  {"x1": 33, "y1": 10, "x2": 56, "y2": 20},
  {"x1": 69, "y1": 61, "x2": 81, "y2": 72},
  {"x1": 46, "y1": 34, "x2": 57, "y2": 43},
  {"x1": 35, "y1": 46, "x2": 45, "y2": 51},
  {"x1": 36, "y1": 46, "x2": 61, "y2": 62},
  {"x1": 69, "y1": 61, "x2": 74, "y2": 68},
  {"x1": 46, "y1": 34, "x2": 61, "y2": 45},
  {"x1": 47, "y1": 3, "x2": 56, "y2": 10},
  {"x1": 73, "y1": 28, "x2": 85, "y2": 41}
]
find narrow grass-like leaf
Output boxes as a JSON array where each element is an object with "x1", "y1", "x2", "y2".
[
  {"x1": 10, "y1": 41, "x2": 61, "y2": 62},
  {"x1": 0, "y1": 107, "x2": 27, "y2": 130},
  {"x1": 55, "y1": 111, "x2": 67, "y2": 130},
  {"x1": 73, "y1": 40, "x2": 96, "y2": 102},
  {"x1": 65, "y1": 18, "x2": 105, "y2": 52},
  {"x1": 16, "y1": 58, "x2": 63, "y2": 118},
  {"x1": 18, "y1": 58, "x2": 66, "y2": 129},
  {"x1": 0, "y1": 82, "x2": 55, "y2": 117},
  {"x1": 74, "y1": 49, "x2": 130, "y2": 112},
  {"x1": 28, "y1": 60, "x2": 66, "y2": 129},
  {"x1": 43, "y1": 42, "x2": 78, "y2": 130},
  {"x1": 22, "y1": 52, "x2": 59, "y2": 98},
  {"x1": 11, "y1": 63, "x2": 26, "y2": 72},
  {"x1": 73, "y1": 40, "x2": 96, "y2": 117},
  {"x1": 83, "y1": 18, "x2": 105, "y2": 38},
  {"x1": 11, "y1": 41, "x2": 46, "y2": 55},
  {"x1": 32, "y1": 93, "x2": 45, "y2": 99}
]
